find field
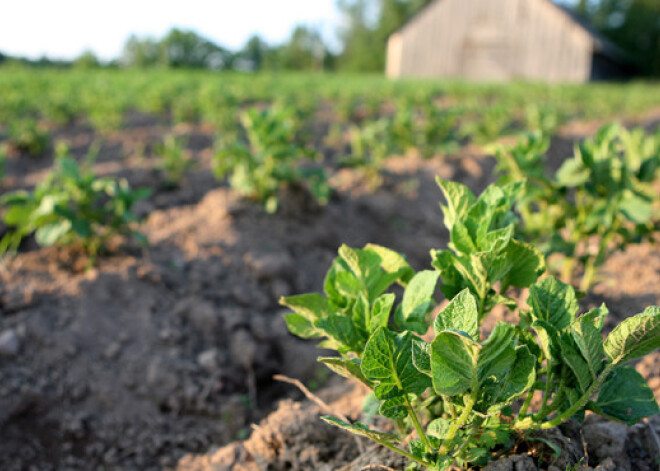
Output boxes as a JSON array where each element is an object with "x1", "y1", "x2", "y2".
[{"x1": 1, "y1": 68, "x2": 660, "y2": 471}]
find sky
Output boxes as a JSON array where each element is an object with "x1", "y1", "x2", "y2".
[{"x1": 0, "y1": 0, "x2": 342, "y2": 62}]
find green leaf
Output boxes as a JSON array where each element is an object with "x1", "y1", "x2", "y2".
[
  {"x1": 451, "y1": 221, "x2": 477, "y2": 254},
  {"x1": 556, "y1": 158, "x2": 590, "y2": 187},
  {"x1": 436, "y1": 178, "x2": 475, "y2": 231},
  {"x1": 364, "y1": 243, "x2": 414, "y2": 284},
  {"x1": 477, "y1": 323, "x2": 516, "y2": 385},
  {"x1": 581, "y1": 304, "x2": 609, "y2": 330},
  {"x1": 618, "y1": 194, "x2": 653, "y2": 224},
  {"x1": 318, "y1": 357, "x2": 372, "y2": 387},
  {"x1": 427, "y1": 417, "x2": 451, "y2": 440},
  {"x1": 284, "y1": 313, "x2": 322, "y2": 339},
  {"x1": 434, "y1": 288, "x2": 479, "y2": 340},
  {"x1": 593, "y1": 366, "x2": 659, "y2": 425},
  {"x1": 35, "y1": 220, "x2": 72, "y2": 246},
  {"x1": 362, "y1": 328, "x2": 431, "y2": 399},
  {"x1": 498, "y1": 346, "x2": 536, "y2": 403},
  {"x1": 280, "y1": 293, "x2": 334, "y2": 323},
  {"x1": 370, "y1": 293, "x2": 395, "y2": 332},
  {"x1": 560, "y1": 335, "x2": 593, "y2": 392},
  {"x1": 321, "y1": 416, "x2": 399, "y2": 445},
  {"x1": 398, "y1": 270, "x2": 440, "y2": 334},
  {"x1": 571, "y1": 316, "x2": 605, "y2": 379},
  {"x1": 604, "y1": 306, "x2": 660, "y2": 364},
  {"x1": 315, "y1": 314, "x2": 366, "y2": 353},
  {"x1": 528, "y1": 277, "x2": 578, "y2": 330},
  {"x1": 380, "y1": 396, "x2": 408, "y2": 419},
  {"x1": 412, "y1": 338, "x2": 431, "y2": 376},
  {"x1": 431, "y1": 330, "x2": 476, "y2": 396},
  {"x1": 501, "y1": 239, "x2": 545, "y2": 289}
]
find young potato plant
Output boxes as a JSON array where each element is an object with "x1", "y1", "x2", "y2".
[
  {"x1": 344, "y1": 118, "x2": 396, "y2": 188},
  {"x1": 392, "y1": 102, "x2": 460, "y2": 159},
  {"x1": 213, "y1": 105, "x2": 329, "y2": 213},
  {"x1": 281, "y1": 180, "x2": 660, "y2": 470},
  {"x1": 0, "y1": 155, "x2": 150, "y2": 262},
  {"x1": 8, "y1": 119, "x2": 51, "y2": 157},
  {"x1": 154, "y1": 134, "x2": 195, "y2": 189},
  {"x1": 496, "y1": 124, "x2": 660, "y2": 291},
  {"x1": 431, "y1": 179, "x2": 545, "y2": 320}
]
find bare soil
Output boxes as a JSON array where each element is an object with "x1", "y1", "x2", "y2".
[{"x1": 1, "y1": 112, "x2": 659, "y2": 470}]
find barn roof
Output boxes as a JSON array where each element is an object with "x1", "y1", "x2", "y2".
[{"x1": 392, "y1": 0, "x2": 632, "y2": 66}]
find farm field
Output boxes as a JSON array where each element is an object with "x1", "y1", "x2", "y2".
[{"x1": 1, "y1": 69, "x2": 660, "y2": 470}]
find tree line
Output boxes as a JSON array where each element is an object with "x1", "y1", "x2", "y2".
[{"x1": 1, "y1": 0, "x2": 658, "y2": 76}]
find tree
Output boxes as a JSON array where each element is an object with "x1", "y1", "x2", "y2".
[
  {"x1": 238, "y1": 35, "x2": 271, "y2": 71},
  {"x1": 73, "y1": 50, "x2": 100, "y2": 69},
  {"x1": 568, "y1": 0, "x2": 660, "y2": 75},
  {"x1": 159, "y1": 28, "x2": 231, "y2": 69},
  {"x1": 336, "y1": 0, "x2": 433, "y2": 72},
  {"x1": 120, "y1": 35, "x2": 161, "y2": 68},
  {"x1": 279, "y1": 26, "x2": 328, "y2": 71}
]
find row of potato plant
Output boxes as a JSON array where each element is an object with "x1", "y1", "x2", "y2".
[
  {"x1": 281, "y1": 178, "x2": 660, "y2": 470},
  {"x1": 495, "y1": 123, "x2": 660, "y2": 291}
]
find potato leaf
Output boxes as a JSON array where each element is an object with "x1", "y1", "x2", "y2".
[
  {"x1": 433, "y1": 288, "x2": 479, "y2": 340},
  {"x1": 592, "y1": 366, "x2": 659, "y2": 425},
  {"x1": 431, "y1": 330, "x2": 476, "y2": 396},
  {"x1": 362, "y1": 327, "x2": 431, "y2": 399},
  {"x1": 604, "y1": 307, "x2": 660, "y2": 364},
  {"x1": 396, "y1": 270, "x2": 440, "y2": 334},
  {"x1": 321, "y1": 416, "x2": 399, "y2": 445},
  {"x1": 528, "y1": 277, "x2": 578, "y2": 330}
]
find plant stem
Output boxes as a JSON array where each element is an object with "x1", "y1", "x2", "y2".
[
  {"x1": 516, "y1": 390, "x2": 534, "y2": 422},
  {"x1": 405, "y1": 395, "x2": 432, "y2": 451},
  {"x1": 439, "y1": 391, "x2": 476, "y2": 455},
  {"x1": 452, "y1": 416, "x2": 484, "y2": 462},
  {"x1": 375, "y1": 439, "x2": 433, "y2": 468},
  {"x1": 535, "y1": 369, "x2": 553, "y2": 420},
  {"x1": 561, "y1": 257, "x2": 575, "y2": 286},
  {"x1": 580, "y1": 257, "x2": 596, "y2": 292},
  {"x1": 515, "y1": 363, "x2": 614, "y2": 431}
]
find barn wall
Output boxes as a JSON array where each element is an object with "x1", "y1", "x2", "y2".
[{"x1": 387, "y1": 0, "x2": 594, "y2": 83}]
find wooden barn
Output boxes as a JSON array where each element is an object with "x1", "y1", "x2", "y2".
[{"x1": 386, "y1": 0, "x2": 632, "y2": 82}]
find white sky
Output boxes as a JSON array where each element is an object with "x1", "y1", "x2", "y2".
[{"x1": 0, "y1": 0, "x2": 342, "y2": 61}]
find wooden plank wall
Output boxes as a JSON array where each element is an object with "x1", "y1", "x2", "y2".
[{"x1": 386, "y1": 0, "x2": 594, "y2": 82}]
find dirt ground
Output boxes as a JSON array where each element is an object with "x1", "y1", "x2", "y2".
[{"x1": 1, "y1": 111, "x2": 659, "y2": 470}]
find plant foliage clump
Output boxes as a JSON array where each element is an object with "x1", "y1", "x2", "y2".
[
  {"x1": 213, "y1": 105, "x2": 329, "y2": 213},
  {"x1": 0, "y1": 155, "x2": 150, "y2": 261},
  {"x1": 281, "y1": 178, "x2": 660, "y2": 470},
  {"x1": 495, "y1": 124, "x2": 660, "y2": 291}
]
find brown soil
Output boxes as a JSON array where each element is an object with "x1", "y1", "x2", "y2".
[{"x1": 1, "y1": 112, "x2": 659, "y2": 470}]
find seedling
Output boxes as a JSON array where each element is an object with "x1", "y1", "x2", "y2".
[
  {"x1": 281, "y1": 179, "x2": 660, "y2": 470},
  {"x1": 0, "y1": 154, "x2": 150, "y2": 263},
  {"x1": 213, "y1": 105, "x2": 329, "y2": 213},
  {"x1": 344, "y1": 119, "x2": 396, "y2": 188},
  {"x1": 154, "y1": 134, "x2": 195, "y2": 189},
  {"x1": 7, "y1": 119, "x2": 50, "y2": 157}
]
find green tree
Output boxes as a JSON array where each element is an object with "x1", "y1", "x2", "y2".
[
  {"x1": 336, "y1": 0, "x2": 433, "y2": 72},
  {"x1": 159, "y1": 28, "x2": 230, "y2": 69},
  {"x1": 73, "y1": 50, "x2": 100, "y2": 69},
  {"x1": 568, "y1": 0, "x2": 660, "y2": 75},
  {"x1": 279, "y1": 26, "x2": 328, "y2": 71},
  {"x1": 120, "y1": 35, "x2": 161, "y2": 67}
]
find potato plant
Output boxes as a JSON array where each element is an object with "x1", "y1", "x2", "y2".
[
  {"x1": 154, "y1": 134, "x2": 195, "y2": 189},
  {"x1": 0, "y1": 155, "x2": 150, "y2": 262},
  {"x1": 7, "y1": 119, "x2": 50, "y2": 157},
  {"x1": 213, "y1": 105, "x2": 329, "y2": 213},
  {"x1": 344, "y1": 119, "x2": 395, "y2": 188},
  {"x1": 281, "y1": 179, "x2": 660, "y2": 470},
  {"x1": 496, "y1": 124, "x2": 660, "y2": 291}
]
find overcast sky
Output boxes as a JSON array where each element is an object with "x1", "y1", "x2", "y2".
[{"x1": 0, "y1": 0, "x2": 342, "y2": 61}]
